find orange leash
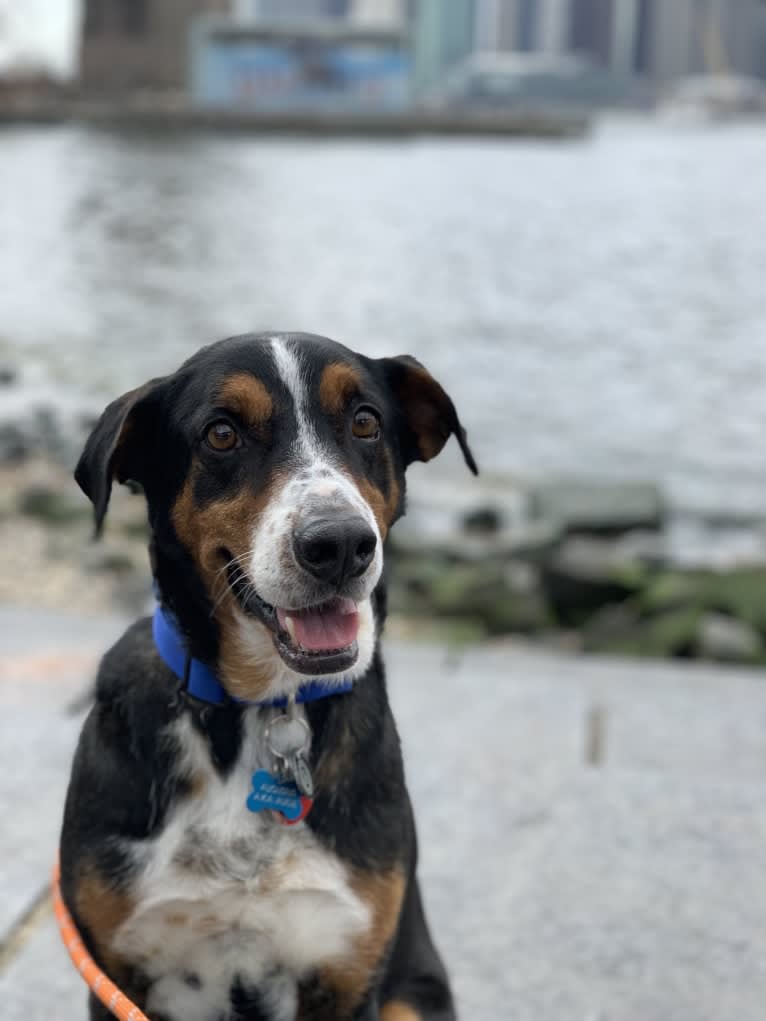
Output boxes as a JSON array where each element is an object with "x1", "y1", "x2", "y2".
[{"x1": 51, "y1": 862, "x2": 151, "y2": 1021}]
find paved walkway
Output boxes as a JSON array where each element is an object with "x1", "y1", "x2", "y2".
[{"x1": 2, "y1": 605, "x2": 766, "y2": 1020}]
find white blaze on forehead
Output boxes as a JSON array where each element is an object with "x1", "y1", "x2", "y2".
[
  {"x1": 270, "y1": 336, "x2": 324, "y2": 464},
  {"x1": 267, "y1": 335, "x2": 381, "y2": 531}
]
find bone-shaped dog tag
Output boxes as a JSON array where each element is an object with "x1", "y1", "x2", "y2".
[{"x1": 247, "y1": 770, "x2": 312, "y2": 825}]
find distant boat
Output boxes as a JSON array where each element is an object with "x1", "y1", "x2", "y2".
[{"x1": 659, "y1": 75, "x2": 766, "y2": 122}]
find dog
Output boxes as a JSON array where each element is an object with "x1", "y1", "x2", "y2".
[{"x1": 60, "y1": 332, "x2": 477, "y2": 1021}]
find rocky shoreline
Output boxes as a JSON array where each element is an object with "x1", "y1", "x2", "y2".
[
  {"x1": 3, "y1": 448, "x2": 766, "y2": 668},
  {"x1": 390, "y1": 476, "x2": 766, "y2": 666},
  {"x1": 2, "y1": 360, "x2": 764, "y2": 665}
]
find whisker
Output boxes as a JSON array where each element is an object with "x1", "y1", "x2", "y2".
[{"x1": 208, "y1": 548, "x2": 263, "y2": 619}]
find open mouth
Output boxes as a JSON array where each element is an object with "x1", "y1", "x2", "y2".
[{"x1": 226, "y1": 561, "x2": 360, "y2": 675}]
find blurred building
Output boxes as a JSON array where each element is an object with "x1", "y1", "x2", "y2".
[
  {"x1": 230, "y1": 1, "x2": 405, "y2": 25},
  {"x1": 474, "y1": 0, "x2": 522, "y2": 51},
  {"x1": 80, "y1": 0, "x2": 230, "y2": 93},
  {"x1": 75, "y1": 0, "x2": 766, "y2": 104},
  {"x1": 190, "y1": 16, "x2": 411, "y2": 110},
  {"x1": 476, "y1": 0, "x2": 573, "y2": 55},
  {"x1": 232, "y1": 1, "x2": 347, "y2": 18},
  {"x1": 472, "y1": 0, "x2": 766, "y2": 82},
  {"x1": 413, "y1": 0, "x2": 474, "y2": 93}
]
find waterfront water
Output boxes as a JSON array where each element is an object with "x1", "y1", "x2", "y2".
[{"x1": 1, "y1": 116, "x2": 765, "y2": 517}]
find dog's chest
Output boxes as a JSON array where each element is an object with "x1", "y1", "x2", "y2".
[{"x1": 113, "y1": 710, "x2": 367, "y2": 1020}]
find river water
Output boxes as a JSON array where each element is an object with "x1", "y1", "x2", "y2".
[{"x1": 1, "y1": 116, "x2": 765, "y2": 519}]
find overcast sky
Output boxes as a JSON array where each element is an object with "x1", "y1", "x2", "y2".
[{"x1": 0, "y1": 0, "x2": 81, "y2": 77}]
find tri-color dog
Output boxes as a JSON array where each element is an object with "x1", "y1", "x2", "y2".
[{"x1": 60, "y1": 332, "x2": 477, "y2": 1021}]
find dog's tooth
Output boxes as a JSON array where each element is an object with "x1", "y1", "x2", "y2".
[{"x1": 284, "y1": 614, "x2": 297, "y2": 644}]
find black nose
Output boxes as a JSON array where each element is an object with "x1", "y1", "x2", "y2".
[{"x1": 293, "y1": 516, "x2": 377, "y2": 586}]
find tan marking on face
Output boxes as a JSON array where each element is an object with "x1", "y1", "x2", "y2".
[
  {"x1": 216, "y1": 373, "x2": 273, "y2": 428},
  {"x1": 319, "y1": 363, "x2": 362, "y2": 416},
  {"x1": 353, "y1": 475, "x2": 399, "y2": 540},
  {"x1": 380, "y1": 1002, "x2": 423, "y2": 1021},
  {"x1": 73, "y1": 869, "x2": 135, "y2": 981},
  {"x1": 171, "y1": 462, "x2": 287, "y2": 700},
  {"x1": 318, "y1": 868, "x2": 406, "y2": 1016},
  {"x1": 345, "y1": 445, "x2": 399, "y2": 540}
]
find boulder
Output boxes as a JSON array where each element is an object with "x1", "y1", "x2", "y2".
[
  {"x1": 17, "y1": 483, "x2": 89, "y2": 525},
  {"x1": 0, "y1": 423, "x2": 35, "y2": 464},
  {"x1": 697, "y1": 612, "x2": 764, "y2": 663},
  {"x1": 387, "y1": 551, "x2": 552, "y2": 637},
  {"x1": 583, "y1": 602, "x2": 702, "y2": 660},
  {"x1": 461, "y1": 505, "x2": 503, "y2": 535},
  {"x1": 540, "y1": 536, "x2": 649, "y2": 626},
  {"x1": 527, "y1": 479, "x2": 665, "y2": 536}
]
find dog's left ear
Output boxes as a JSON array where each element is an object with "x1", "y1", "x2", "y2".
[
  {"x1": 75, "y1": 378, "x2": 167, "y2": 536},
  {"x1": 380, "y1": 355, "x2": 478, "y2": 475}
]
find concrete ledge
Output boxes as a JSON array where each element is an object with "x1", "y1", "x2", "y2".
[{"x1": 2, "y1": 609, "x2": 765, "y2": 1020}]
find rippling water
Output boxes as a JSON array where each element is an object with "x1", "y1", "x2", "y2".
[{"x1": 1, "y1": 116, "x2": 765, "y2": 516}]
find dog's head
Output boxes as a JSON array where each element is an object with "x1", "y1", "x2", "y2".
[{"x1": 76, "y1": 333, "x2": 476, "y2": 700}]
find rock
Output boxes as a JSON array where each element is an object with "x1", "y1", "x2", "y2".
[
  {"x1": 82, "y1": 548, "x2": 138, "y2": 575},
  {"x1": 0, "y1": 423, "x2": 35, "y2": 464},
  {"x1": 461, "y1": 505, "x2": 503, "y2": 535},
  {"x1": 32, "y1": 405, "x2": 70, "y2": 460},
  {"x1": 527, "y1": 479, "x2": 665, "y2": 536},
  {"x1": 697, "y1": 612, "x2": 764, "y2": 663},
  {"x1": 584, "y1": 569, "x2": 766, "y2": 665},
  {"x1": 387, "y1": 545, "x2": 554, "y2": 637},
  {"x1": 640, "y1": 567, "x2": 766, "y2": 636},
  {"x1": 583, "y1": 602, "x2": 703, "y2": 660},
  {"x1": 17, "y1": 483, "x2": 89, "y2": 525},
  {"x1": 0, "y1": 366, "x2": 17, "y2": 386},
  {"x1": 424, "y1": 562, "x2": 552, "y2": 636},
  {"x1": 697, "y1": 568, "x2": 766, "y2": 636},
  {"x1": 540, "y1": 536, "x2": 649, "y2": 626}
]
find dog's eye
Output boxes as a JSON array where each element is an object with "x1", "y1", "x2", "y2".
[
  {"x1": 352, "y1": 407, "x2": 380, "y2": 441},
  {"x1": 206, "y1": 421, "x2": 240, "y2": 452}
]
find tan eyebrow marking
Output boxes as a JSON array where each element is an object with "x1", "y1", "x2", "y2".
[
  {"x1": 319, "y1": 362, "x2": 362, "y2": 416},
  {"x1": 216, "y1": 373, "x2": 273, "y2": 427}
]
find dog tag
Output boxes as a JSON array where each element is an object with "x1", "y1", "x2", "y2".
[
  {"x1": 247, "y1": 769, "x2": 312, "y2": 825},
  {"x1": 290, "y1": 751, "x2": 314, "y2": 799}
]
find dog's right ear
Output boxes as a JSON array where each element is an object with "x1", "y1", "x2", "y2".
[{"x1": 75, "y1": 378, "x2": 166, "y2": 536}]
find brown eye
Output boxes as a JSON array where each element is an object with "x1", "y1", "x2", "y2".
[
  {"x1": 352, "y1": 407, "x2": 380, "y2": 441},
  {"x1": 206, "y1": 421, "x2": 239, "y2": 451}
]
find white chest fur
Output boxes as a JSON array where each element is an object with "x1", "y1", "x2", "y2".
[{"x1": 113, "y1": 709, "x2": 368, "y2": 1021}]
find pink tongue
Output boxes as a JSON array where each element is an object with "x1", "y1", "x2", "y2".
[{"x1": 277, "y1": 600, "x2": 359, "y2": 652}]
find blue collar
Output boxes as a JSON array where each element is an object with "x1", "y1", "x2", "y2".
[{"x1": 152, "y1": 604, "x2": 353, "y2": 708}]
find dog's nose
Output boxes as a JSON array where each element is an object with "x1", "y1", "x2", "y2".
[{"x1": 293, "y1": 516, "x2": 377, "y2": 586}]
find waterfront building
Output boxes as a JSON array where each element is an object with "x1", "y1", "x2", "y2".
[
  {"x1": 474, "y1": 0, "x2": 521, "y2": 50},
  {"x1": 190, "y1": 16, "x2": 411, "y2": 110},
  {"x1": 80, "y1": 0, "x2": 229, "y2": 92},
  {"x1": 412, "y1": 0, "x2": 475, "y2": 93}
]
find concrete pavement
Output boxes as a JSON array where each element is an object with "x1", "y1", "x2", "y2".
[{"x1": 2, "y1": 606, "x2": 766, "y2": 1020}]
